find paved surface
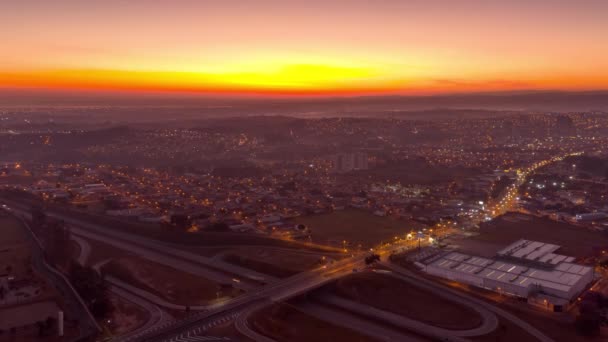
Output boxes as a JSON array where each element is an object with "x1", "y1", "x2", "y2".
[
  {"x1": 70, "y1": 232, "x2": 175, "y2": 341},
  {"x1": 71, "y1": 234, "x2": 91, "y2": 265},
  {"x1": 70, "y1": 226, "x2": 258, "y2": 291},
  {"x1": 318, "y1": 294, "x2": 472, "y2": 341},
  {"x1": 110, "y1": 285, "x2": 173, "y2": 341},
  {"x1": 8, "y1": 203, "x2": 277, "y2": 287},
  {"x1": 383, "y1": 262, "x2": 555, "y2": 342},
  {"x1": 17, "y1": 215, "x2": 101, "y2": 340},
  {"x1": 142, "y1": 256, "x2": 370, "y2": 341},
  {"x1": 299, "y1": 301, "x2": 429, "y2": 342},
  {"x1": 234, "y1": 302, "x2": 276, "y2": 342},
  {"x1": 106, "y1": 275, "x2": 226, "y2": 311}
]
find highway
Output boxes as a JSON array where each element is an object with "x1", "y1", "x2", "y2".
[
  {"x1": 382, "y1": 262, "x2": 554, "y2": 342},
  {"x1": 2, "y1": 154, "x2": 575, "y2": 341},
  {"x1": 296, "y1": 301, "x2": 429, "y2": 342},
  {"x1": 5, "y1": 200, "x2": 278, "y2": 283},
  {"x1": 145, "y1": 155, "x2": 573, "y2": 342},
  {"x1": 6, "y1": 203, "x2": 272, "y2": 291},
  {"x1": 71, "y1": 234, "x2": 91, "y2": 265},
  {"x1": 14, "y1": 215, "x2": 101, "y2": 341},
  {"x1": 109, "y1": 286, "x2": 172, "y2": 341}
]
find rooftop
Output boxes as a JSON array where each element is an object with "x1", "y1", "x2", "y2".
[
  {"x1": 496, "y1": 239, "x2": 575, "y2": 265},
  {"x1": 429, "y1": 251, "x2": 591, "y2": 296}
]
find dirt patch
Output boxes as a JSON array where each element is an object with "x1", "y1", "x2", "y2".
[
  {"x1": 292, "y1": 209, "x2": 425, "y2": 248},
  {"x1": 0, "y1": 215, "x2": 29, "y2": 246},
  {"x1": 101, "y1": 257, "x2": 240, "y2": 305},
  {"x1": 107, "y1": 294, "x2": 149, "y2": 335},
  {"x1": 475, "y1": 213, "x2": 608, "y2": 257},
  {"x1": 330, "y1": 272, "x2": 483, "y2": 330},
  {"x1": 85, "y1": 238, "x2": 135, "y2": 267},
  {"x1": 223, "y1": 254, "x2": 296, "y2": 278},
  {"x1": 417, "y1": 269, "x2": 606, "y2": 342},
  {"x1": 222, "y1": 248, "x2": 324, "y2": 278},
  {"x1": 471, "y1": 316, "x2": 539, "y2": 342},
  {"x1": 0, "y1": 301, "x2": 60, "y2": 330},
  {"x1": 250, "y1": 303, "x2": 375, "y2": 342}
]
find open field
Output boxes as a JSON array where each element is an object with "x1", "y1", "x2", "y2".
[
  {"x1": 84, "y1": 238, "x2": 135, "y2": 267},
  {"x1": 0, "y1": 215, "x2": 29, "y2": 246},
  {"x1": 475, "y1": 212, "x2": 608, "y2": 257},
  {"x1": 222, "y1": 247, "x2": 325, "y2": 278},
  {"x1": 1, "y1": 192, "x2": 340, "y2": 253},
  {"x1": 107, "y1": 294, "x2": 149, "y2": 336},
  {"x1": 249, "y1": 303, "x2": 375, "y2": 342},
  {"x1": 471, "y1": 316, "x2": 539, "y2": 342},
  {"x1": 0, "y1": 215, "x2": 32, "y2": 277},
  {"x1": 330, "y1": 272, "x2": 483, "y2": 330},
  {"x1": 416, "y1": 268, "x2": 606, "y2": 342},
  {"x1": 0, "y1": 301, "x2": 60, "y2": 330},
  {"x1": 292, "y1": 209, "x2": 423, "y2": 248},
  {"x1": 101, "y1": 256, "x2": 239, "y2": 305}
]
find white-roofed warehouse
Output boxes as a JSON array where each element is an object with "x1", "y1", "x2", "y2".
[{"x1": 424, "y1": 240, "x2": 593, "y2": 311}]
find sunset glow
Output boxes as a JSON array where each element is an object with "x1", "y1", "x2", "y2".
[{"x1": 2, "y1": 0, "x2": 608, "y2": 96}]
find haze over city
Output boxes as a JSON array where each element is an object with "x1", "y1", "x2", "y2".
[{"x1": 1, "y1": 1, "x2": 608, "y2": 342}]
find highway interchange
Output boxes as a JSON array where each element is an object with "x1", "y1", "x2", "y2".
[{"x1": 3, "y1": 153, "x2": 578, "y2": 342}]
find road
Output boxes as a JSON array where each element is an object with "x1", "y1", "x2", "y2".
[
  {"x1": 109, "y1": 285, "x2": 172, "y2": 341},
  {"x1": 234, "y1": 302, "x2": 276, "y2": 342},
  {"x1": 4, "y1": 154, "x2": 575, "y2": 341},
  {"x1": 316, "y1": 293, "x2": 495, "y2": 340},
  {"x1": 15, "y1": 215, "x2": 101, "y2": 341},
  {"x1": 7, "y1": 203, "x2": 271, "y2": 291},
  {"x1": 71, "y1": 234, "x2": 175, "y2": 341},
  {"x1": 382, "y1": 262, "x2": 554, "y2": 342},
  {"x1": 139, "y1": 254, "x2": 370, "y2": 341},
  {"x1": 6, "y1": 201, "x2": 278, "y2": 286},
  {"x1": 69, "y1": 225, "x2": 260, "y2": 291},
  {"x1": 296, "y1": 301, "x2": 429, "y2": 342},
  {"x1": 71, "y1": 234, "x2": 91, "y2": 265}
]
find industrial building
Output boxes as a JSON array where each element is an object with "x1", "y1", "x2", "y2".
[{"x1": 424, "y1": 239, "x2": 594, "y2": 311}]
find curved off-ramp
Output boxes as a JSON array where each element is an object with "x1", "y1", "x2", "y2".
[
  {"x1": 109, "y1": 286, "x2": 172, "y2": 342},
  {"x1": 317, "y1": 294, "x2": 493, "y2": 341},
  {"x1": 382, "y1": 262, "x2": 554, "y2": 342},
  {"x1": 71, "y1": 234, "x2": 91, "y2": 266},
  {"x1": 235, "y1": 302, "x2": 277, "y2": 342}
]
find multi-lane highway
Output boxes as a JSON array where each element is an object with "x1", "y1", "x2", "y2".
[{"x1": 1, "y1": 154, "x2": 575, "y2": 341}]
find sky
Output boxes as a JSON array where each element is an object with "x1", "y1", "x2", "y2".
[{"x1": 1, "y1": 0, "x2": 607, "y2": 97}]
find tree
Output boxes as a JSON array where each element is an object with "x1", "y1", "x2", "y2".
[
  {"x1": 206, "y1": 222, "x2": 229, "y2": 232},
  {"x1": 170, "y1": 214, "x2": 191, "y2": 231},
  {"x1": 44, "y1": 220, "x2": 72, "y2": 266},
  {"x1": 576, "y1": 301, "x2": 602, "y2": 336},
  {"x1": 31, "y1": 204, "x2": 46, "y2": 227},
  {"x1": 575, "y1": 312, "x2": 601, "y2": 336},
  {"x1": 365, "y1": 254, "x2": 380, "y2": 265},
  {"x1": 69, "y1": 262, "x2": 112, "y2": 319}
]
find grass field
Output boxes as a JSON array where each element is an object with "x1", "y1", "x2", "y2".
[
  {"x1": 1, "y1": 191, "x2": 340, "y2": 253},
  {"x1": 331, "y1": 272, "x2": 483, "y2": 330},
  {"x1": 475, "y1": 213, "x2": 608, "y2": 257},
  {"x1": 108, "y1": 293, "x2": 150, "y2": 335},
  {"x1": 101, "y1": 257, "x2": 238, "y2": 305},
  {"x1": 223, "y1": 248, "x2": 324, "y2": 278},
  {"x1": 292, "y1": 209, "x2": 423, "y2": 248},
  {"x1": 0, "y1": 215, "x2": 32, "y2": 277},
  {"x1": 250, "y1": 303, "x2": 375, "y2": 342},
  {"x1": 0, "y1": 215, "x2": 29, "y2": 247}
]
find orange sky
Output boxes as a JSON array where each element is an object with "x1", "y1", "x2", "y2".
[{"x1": 1, "y1": 0, "x2": 607, "y2": 96}]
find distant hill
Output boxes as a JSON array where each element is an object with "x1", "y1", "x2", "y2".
[{"x1": 1, "y1": 89, "x2": 607, "y2": 116}]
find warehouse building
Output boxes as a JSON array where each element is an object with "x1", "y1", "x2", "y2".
[{"x1": 424, "y1": 239, "x2": 593, "y2": 311}]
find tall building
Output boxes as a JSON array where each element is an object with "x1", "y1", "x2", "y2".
[
  {"x1": 554, "y1": 115, "x2": 575, "y2": 137},
  {"x1": 332, "y1": 153, "x2": 369, "y2": 173}
]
